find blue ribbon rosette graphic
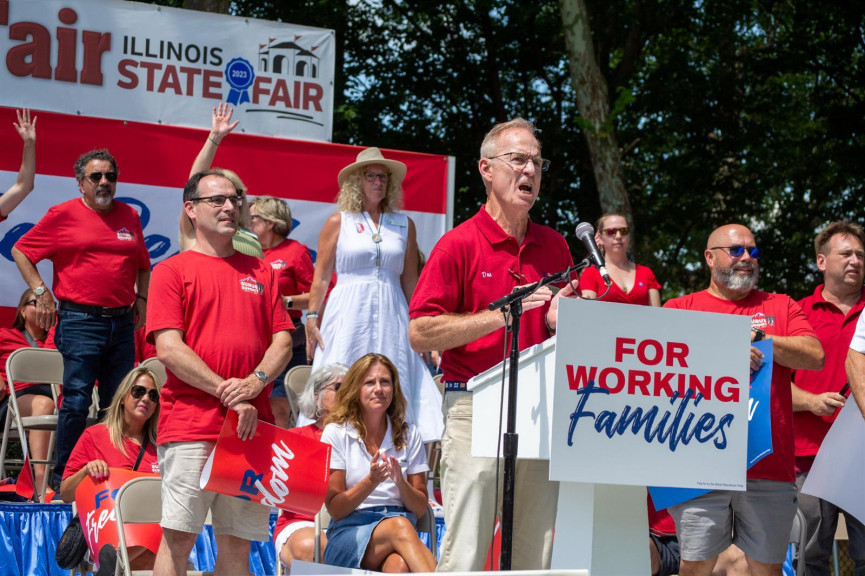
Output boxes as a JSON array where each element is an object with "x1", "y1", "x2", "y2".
[{"x1": 225, "y1": 57, "x2": 255, "y2": 106}]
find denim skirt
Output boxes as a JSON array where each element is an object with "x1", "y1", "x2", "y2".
[{"x1": 323, "y1": 505, "x2": 416, "y2": 568}]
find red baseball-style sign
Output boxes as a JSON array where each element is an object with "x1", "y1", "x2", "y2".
[
  {"x1": 74, "y1": 469, "x2": 163, "y2": 560},
  {"x1": 200, "y1": 411, "x2": 330, "y2": 517}
]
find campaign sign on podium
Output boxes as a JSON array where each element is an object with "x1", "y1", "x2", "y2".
[{"x1": 550, "y1": 298, "x2": 751, "y2": 489}]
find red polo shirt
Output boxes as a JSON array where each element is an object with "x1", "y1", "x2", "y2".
[
  {"x1": 409, "y1": 205, "x2": 573, "y2": 383},
  {"x1": 793, "y1": 285, "x2": 865, "y2": 467}
]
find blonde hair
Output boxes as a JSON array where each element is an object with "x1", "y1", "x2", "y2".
[
  {"x1": 336, "y1": 170, "x2": 403, "y2": 214},
  {"x1": 250, "y1": 196, "x2": 293, "y2": 237},
  {"x1": 104, "y1": 366, "x2": 161, "y2": 456},
  {"x1": 326, "y1": 354, "x2": 408, "y2": 450}
]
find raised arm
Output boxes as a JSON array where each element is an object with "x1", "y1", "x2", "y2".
[
  {"x1": 189, "y1": 103, "x2": 239, "y2": 177},
  {"x1": 0, "y1": 109, "x2": 37, "y2": 219},
  {"x1": 180, "y1": 104, "x2": 239, "y2": 251}
]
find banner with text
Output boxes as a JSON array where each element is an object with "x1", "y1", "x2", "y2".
[
  {"x1": 0, "y1": 0, "x2": 335, "y2": 141},
  {"x1": 550, "y1": 299, "x2": 750, "y2": 489},
  {"x1": 0, "y1": 107, "x2": 451, "y2": 325},
  {"x1": 200, "y1": 411, "x2": 330, "y2": 517},
  {"x1": 74, "y1": 469, "x2": 162, "y2": 560}
]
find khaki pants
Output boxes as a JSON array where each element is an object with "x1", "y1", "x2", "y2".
[{"x1": 436, "y1": 391, "x2": 558, "y2": 572}]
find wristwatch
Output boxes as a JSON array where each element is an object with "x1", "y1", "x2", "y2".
[
  {"x1": 34, "y1": 286, "x2": 47, "y2": 297},
  {"x1": 752, "y1": 329, "x2": 765, "y2": 342},
  {"x1": 284, "y1": 296, "x2": 293, "y2": 309},
  {"x1": 253, "y1": 370, "x2": 268, "y2": 385}
]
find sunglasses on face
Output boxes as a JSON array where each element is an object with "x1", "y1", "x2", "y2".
[
  {"x1": 130, "y1": 384, "x2": 159, "y2": 403},
  {"x1": 323, "y1": 380, "x2": 342, "y2": 392},
  {"x1": 710, "y1": 245, "x2": 761, "y2": 259},
  {"x1": 85, "y1": 171, "x2": 118, "y2": 183},
  {"x1": 602, "y1": 227, "x2": 630, "y2": 237},
  {"x1": 191, "y1": 194, "x2": 244, "y2": 207},
  {"x1": 25, "y1": 299, "x2": 37, "y2": 307}
]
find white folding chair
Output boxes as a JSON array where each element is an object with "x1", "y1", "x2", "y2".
[
  {"x1": 0, "y1": 347, "x2": 63, "y2": 500},
  {"x1": 285, "y1": 365, "x2": 312, "y2": 428},
  {"x1": 790, "y1": 506, "x2": 807, "y2": 576},
  {"x1": 138, "y1": 357, "x2": 167, "y2": 386},
  {"x1": 113, "y1": 475, "x2": 212, "y2": 576}
]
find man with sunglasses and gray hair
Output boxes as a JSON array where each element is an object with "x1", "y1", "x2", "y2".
[
  {"x1": 664, "y1": 223, "x2": 823, "y2": 576},
  {"x1": 147, "y1": 170, "x2": 293, "y2": 576},
  {"x1": 11, "y1": 148, "x2": 150, "y2": 487}
]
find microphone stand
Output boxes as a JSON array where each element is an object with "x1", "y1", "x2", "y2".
[{"x1": 487, "y1": 258, "x2": 590, "y2": 570}]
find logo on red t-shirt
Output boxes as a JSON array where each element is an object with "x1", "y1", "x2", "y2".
[
  {"x1": 116, "y1": 227, "x2": 135, "y2": 241},
  {"x1": 751, "y1": 312, "x2": 775, "y2": 330},
  {"x1": 239, "y1": 276, "x2": 265, "y2": 295},
  {"x1": 270, "y1": 259, "x2": 288, "y2": 270}
]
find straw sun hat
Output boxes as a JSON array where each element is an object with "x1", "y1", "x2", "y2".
[{"x1": 337, "y1": 147, "x2": 407, "y2": 188}]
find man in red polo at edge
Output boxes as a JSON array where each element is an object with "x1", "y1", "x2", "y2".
[
  {"x1": 409, "y1": 118, "x2": 577, "y2": 571},
  {"x1": 147, "y1": 170, "x2": 292, "y2": 576},
  {"x1": 664, "y1": 223, "x2": 823, "y2": 576},
  {"x1": 12, "y1": 148, "x2": 150, "y2": 487},
  {"x1": 792, "y1": 221, "x2": 865, "y2": 576}
]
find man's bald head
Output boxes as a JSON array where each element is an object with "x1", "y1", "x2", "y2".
[{"x1": 707, "y1": 224, "x2": 754, "y2": 252}]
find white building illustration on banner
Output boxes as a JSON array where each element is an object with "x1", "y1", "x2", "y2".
[{"x1": 258, "y1": 38, "x2": 320, "y2": 78}]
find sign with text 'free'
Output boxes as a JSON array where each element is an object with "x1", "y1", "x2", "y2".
[{"x1": 550, "y1": 299, "x2": 750, "y2": 489}]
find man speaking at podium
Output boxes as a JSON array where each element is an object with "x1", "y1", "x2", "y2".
[{"x1": 409, "y1": 118, "x2": 577, "y2": 571}]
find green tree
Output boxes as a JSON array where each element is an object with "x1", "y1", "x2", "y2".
[{"x1": 147, "y1": 0, "x2": 865, "y2": 299}]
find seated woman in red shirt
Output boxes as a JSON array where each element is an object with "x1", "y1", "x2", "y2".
[
  {"x1": 580, "y1": 213, "x2": 662, "y2": 307},
  {"x1": 274, "y1": 363, "x2": 348, "y2": 571},
  {"x1": 60, "y1": 365, "x2": 161, "y2": 576},
  {"x1": 0, "y1": 289, "x2": 56, "y2": 498}
]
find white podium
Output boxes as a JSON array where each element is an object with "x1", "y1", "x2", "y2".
[{"x1": 468, "y1": 337, "x2": 649, "y2": 576}]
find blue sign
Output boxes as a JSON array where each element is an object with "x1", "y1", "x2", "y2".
[{"x1": 648, "y1": 339, "x2": 774, "y2": 510}]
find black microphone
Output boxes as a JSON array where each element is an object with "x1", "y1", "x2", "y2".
[{"x1": 575, "y1": 222, "x2": 611, "y2": 286}]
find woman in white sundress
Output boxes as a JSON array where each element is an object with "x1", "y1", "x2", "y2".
[{"x1": 305, "y1": 148, "x2": 443, "y2": 442}]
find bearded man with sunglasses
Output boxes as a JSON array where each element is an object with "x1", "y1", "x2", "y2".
[
  {"x1": 11, "y1": 148, "x2": 150, "y2": 487},
  {"x1": 664, "y1": 224, "x2": 823, "y2": 576},
  {"x1": 147, "y1": 171, "x2": 293, "y2": 576}
]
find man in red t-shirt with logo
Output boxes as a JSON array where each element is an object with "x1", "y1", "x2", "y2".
[
  {"x1": 147, "y1": 171, "x2": 292, "y2": 576},
  {"x1": 12, "y1": 148, "x2": 150, "y2": 487},
  {"x1": 793, "y1": 221, "x2": 865, "y2": 576},
  {"x1": 664, "y1": 224, "x2": 823, "y2": 576}
]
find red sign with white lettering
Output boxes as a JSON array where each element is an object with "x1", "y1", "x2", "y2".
[
  {"x1": 200, "y1": 411, "x2": 330, "y2": 517},
  {"x1": 74, "y1": 469, "x2": 162, "y2": 560}
]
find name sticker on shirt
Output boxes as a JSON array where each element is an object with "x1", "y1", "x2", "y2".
[
  {"x1": 115, "y1": 227, "x2": 135, "y2": 241},
  {"x1": 384, "y1": 216, "x2": 406, "y2": 227},
  {"x1": 239, "y1": 276, "x2": 264, "y2": 295}
]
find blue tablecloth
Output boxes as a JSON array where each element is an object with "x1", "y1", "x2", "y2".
[
  {"x1": 0, "y1": 502, "x2": 444, "y2": 576},
  {"x1": 0, "y1": 502, "x2": 276, "y2": 576}
]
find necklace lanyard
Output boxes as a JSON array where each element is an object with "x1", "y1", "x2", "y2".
[{"x1": 362, "y1": 212, "x2": 384, "y2": 267}]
